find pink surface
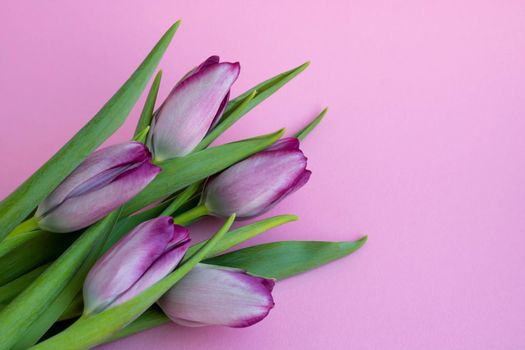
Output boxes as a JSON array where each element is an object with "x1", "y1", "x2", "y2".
[{"x1": 1, "y1": 1, "x2": 525, "y2": 349}]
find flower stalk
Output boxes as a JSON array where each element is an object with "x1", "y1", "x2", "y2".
[
  {"x1": 172, "y1": 205, "x2": 209, "y2": 226},
  {"x1": 7, "y1": 217, "x2": 39, "y2": 238}
]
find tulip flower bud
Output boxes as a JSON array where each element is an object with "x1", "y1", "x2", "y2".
[
  {"x1": 35, "y1": 142, "x2": 160, "y2": 233},
  {"x1": 83, "y1": 217, "x2": 190, "y2": 314},
  {"x1": 202, "y1": 137, "x2": 311, "y2": 218},
  {"x1": 147, "y1": 56, "x2": 240, "y2": 161},
  {"x1": 158, "y1": 263, "x2": 275, "y2": 328}
]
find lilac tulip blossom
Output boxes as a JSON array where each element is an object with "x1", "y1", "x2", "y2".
[
  {"x1": 202, "y1": 137, "x2": 311, "y2": 218},
  {"x1": 35, "y1": 142, "x2": 160, "y2": 233},
  {"x1": 158, "y1": 263, "x2": 275, "y2": 328},
  {"x1": 83, "y1": 217, "x2": 190, "y2": 314},
  {"x1": 147, "y1": 56, "x2": 240, "y2": 161}
]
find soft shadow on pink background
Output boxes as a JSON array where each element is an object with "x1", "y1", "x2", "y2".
[{"x1": 1, "y1": 1, "x2": 525, "y2": 349}]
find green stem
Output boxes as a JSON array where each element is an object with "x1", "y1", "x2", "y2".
[
  {"x1": 159, "y1": 183, "x2": 202, "y2": 217},
  {"x1": 8, "y1": 217, "x2": 39, "y2": 237},
  {"x1": 0, "y1": 264, "x2": 50, "y2": 304},
  {"x1": 172, "y1": 204, "x2": 209, "y2": 226}
]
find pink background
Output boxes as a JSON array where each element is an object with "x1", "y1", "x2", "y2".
[{"x1": 1, "y1": 1, "x2": 525, "y2": 349}]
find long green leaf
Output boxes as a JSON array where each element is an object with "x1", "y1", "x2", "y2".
[
  {"x1": 32, "y1": 216, "x2": 235, "y2": 350},
  {"x1": 13, "y1": 212, "x2": 120, "y2": 350},
  {"x1": 184, "y1": 214, "x2": 298, "y2": 261},
  {"x1": 134, "y1": 70, "x2": 163, "y2": 137},
  {"x1": 0, "y1": 22, "x2": 180, "y2": 241},
  {"x1": 122, "y1": 129, "x2": 284, "y2": 215},
  {"x1": 0, "y1": 232, "x2": 76, "y2": 285},
  {"x1": 205, "y1": 238, "x2": 368, "y2": 280},
  {"x1": 0, "y1": 211, "x2": 120, "y2": 350},
  {"x1": 220, "y1": 62, "x2": 310, "y2": 123},
  {"x1": 0, "y1": 230, "x2": 45, "y2": 258},
  {"x1": 295, "y1": 107, "x2": 327, "y2": 141},
  {"x1": 0, "y1": 264, "x2": 49, "y2": 305},
  {"x1": 104, "y1": 306, "x2": 169, "y2": 343}
]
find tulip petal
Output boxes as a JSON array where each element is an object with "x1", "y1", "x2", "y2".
[
  {"x1": 111, "y1": 226, "x2": 190, "y2": 306},
  {"x1": 204, "y1": 150, "x2": 308, "y2": 218},
  {"x1": 193, "y1": 56, "x2": 220, "y2": 75},
  {"x1": 265, "y1": 137, "x2": 300, "y2": 151},
  {"x1": 150, "y1": 61, "x2": 240, "y2": 160},
  {"x1": 209, "y1": 91, "x2": 230, "y2": 130},
  {"x1": 36, "y1": 142, "x2": 150, "y2": 218},
  {"x1": 158, "y1": 264, "x2": 275, "y2": 328},
  {"x1": 261, "y1": 169, "x2": 312, "y2": 214},
  {"x1": 175, "y1": 56, "x2": 221, "y2": 83},
  {"x1": 83, "y1": 217, "x2": 175, "y2": 314},
  {"x1": 37, "y1": 161, "x2": 160, "y2": 233}
]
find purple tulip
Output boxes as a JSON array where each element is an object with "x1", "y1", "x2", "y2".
[
  {"x1": 83, "y1": 217, "x2": 190, "y2": 314},
  {"x1": 158, "y1": 263, "x2": 275, "y2": 328},
  {"x1": 35, "y1": 142, "x2": 160, "y2": 233},
  {"x1": 202, "y1": 137, "x2": 311, "y2": 218},
  {"x1": 147, "y1": 56, "x2": 240, "y2": 161}
]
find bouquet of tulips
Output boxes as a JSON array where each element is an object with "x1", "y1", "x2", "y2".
[{"x1": 0, "y1": 22, "x2": 366, "y2": 350}]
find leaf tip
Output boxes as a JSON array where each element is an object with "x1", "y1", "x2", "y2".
[
  {"x1": 263, "y1": 128, "x2": 286, "y2": 144},
  {"x1": 287, "y1": 214, "x2": 299, "y2": 221},
  {"x1": 227, "y1": 213, "x2": 237, "y2": 225},
  {"x1": 275, "y1": 214, "x2": 299, "y2": 223},
  {"x1": 276, "y1": 128, "x2": 286, "y2": 138},
  {"x1": 338, "y1": 235, "x2": 368, "y2": 252},
  {"x1": 165, "y1": 20, "x2": 182, "y2": 38},
  {"x1": 289, "y1": 61, "x2": 310, "y2": 76},
  {"x1": 358, "y1": 235, "x2": 368, "y2": 244},
  {"x1": 222, "y1": 213, "x2": 237, "y2": 233}
]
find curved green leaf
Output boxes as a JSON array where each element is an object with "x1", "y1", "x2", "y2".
[
  {"x1": 221, "y1": 62, "x2": 309, "y2": 123},
  {"x1": 295, "y1": 107, "x2": 327, "y2": 141},
  {"x1": 0, "y1": 232, "x2": 76, "y2": 286},
  {"x1": 0, "y1": 264, "x2": 49, "y2": 305},
  {"x1": 205, "y1": 237, "x2": 368, "y2": 280},
  {"x1": 185, "y1": 214, "x2": 298, "y2": 261},
  {"x1": 134, "y1": 70, "x2": 163, "y2": 137},
  {"x1": 12, "y1": 216, "x2": 118, "y2": 350},
  {"x1": 0, "y1": 211, "x2": 120, "y2": 350},
  {"x1": 104, "y1": 306, "x2": 168, "y2": 343}
]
